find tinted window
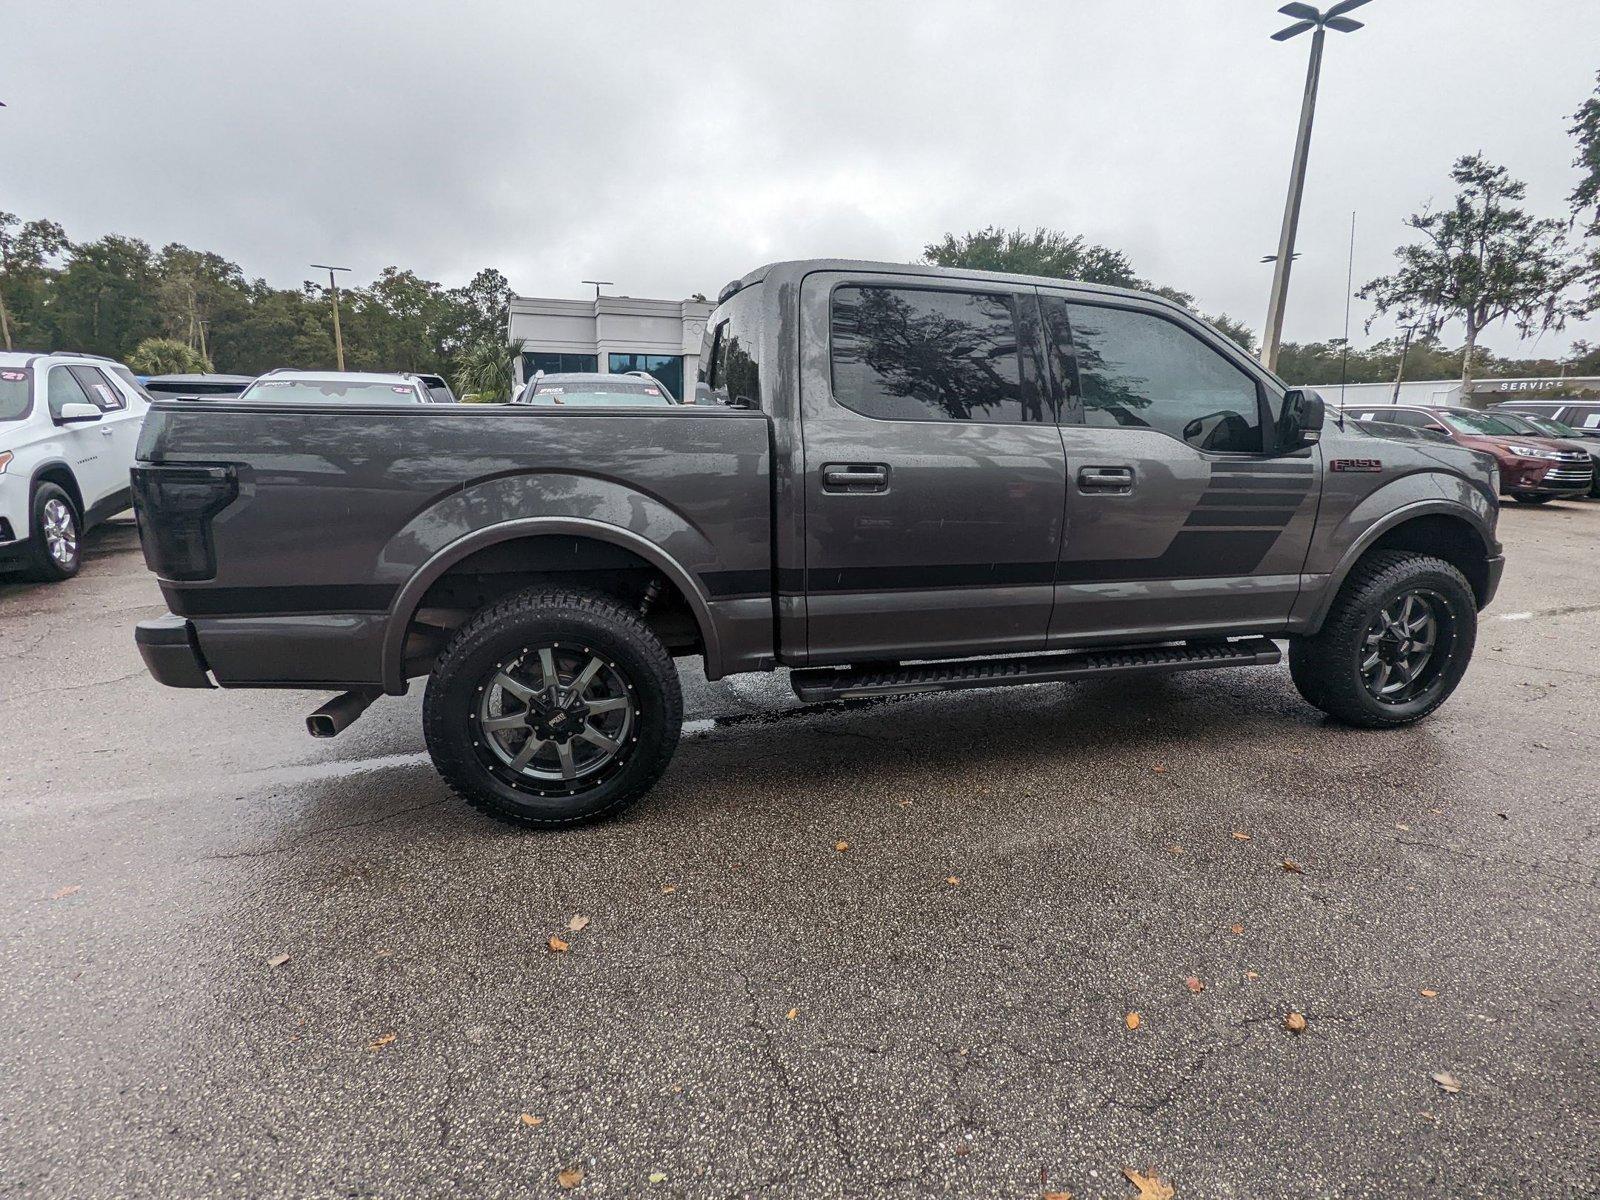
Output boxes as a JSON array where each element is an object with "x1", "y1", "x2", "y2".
[
  {"x1": 703, "y1": 289, "x2": 763, "y2": 409},
  {"x1": 0, "y1": 368, "x2": 32, "y2": 420},
  {"x1": 70, "y1": 366, "x2": 127, "y2": 411},
  {"x1": 47, "y1": 366, "x2": 93, "y2": 419},
  {"x1": 240, "y1": 379, "x2": 423, "y2": 403},
  {"x1": 831, "y1": 286, "x2": 1024, "y2": 422},
  {"x1": 1360, "y1": 409, "x2": 1428, "y2": 428},
  {"x1": 608, "y1": 354, "x2": 683, "y2": 402},
  {"x1": 1066, "y1": 304, "x2": 1262, "y2": 452},
  {"x1": 522, "y1": 351, "x2": 598, "y2": 379}
]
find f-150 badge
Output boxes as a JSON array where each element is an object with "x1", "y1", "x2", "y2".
[{"x1": 1330, "y1": 458, "x2": 1382, "y2": 472}]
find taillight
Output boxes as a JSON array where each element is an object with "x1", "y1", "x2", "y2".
[{"x1": 130, "y1": 464, "x2": 239, "y2": 580}]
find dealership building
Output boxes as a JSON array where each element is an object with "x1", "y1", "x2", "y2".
[{"x1": 507, "y1": 292, "x2": 716, "y2": 402}]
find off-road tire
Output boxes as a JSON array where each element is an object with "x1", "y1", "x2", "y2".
[
  {"x1": 1289, "y1": 550, "x2": 1476, "y2": 728},
  {"x1": 423, "y1": 587, "x2": 682, "y2": 828},
  {"x1": 25, "y1": 483, "x2": 82, "y2": 582}
]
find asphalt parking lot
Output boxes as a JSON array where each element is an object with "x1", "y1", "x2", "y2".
[{"x1": 3, "y1": 505, "x2": 1598, "y2": 1200}]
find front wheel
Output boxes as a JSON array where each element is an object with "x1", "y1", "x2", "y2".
[
  {"x1": 26, "y1": 483, "x2": 82, "y2": 582},
  {"x1": 1289, "y1": 551, "x2": 1477, "y2": 728},
  {"x1": 423, "y1": 587, "x2": 683, "y2": 827},
  {"x1": 1512, "y1": 494, "x2": 1555, "y2": 505}
]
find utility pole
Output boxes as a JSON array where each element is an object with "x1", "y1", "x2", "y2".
[
  {"x1": 1259, "y1": 1, "x2": 1372, "y2": 373},
  {"x1": 311, "y1": 264, "x2": 352, "y2": 370}
]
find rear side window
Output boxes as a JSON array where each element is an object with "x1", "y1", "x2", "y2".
[
  {"x1": 0, "y1": 368, "x2": 31, "y2": 420},
  {"x1": 47, "y1": 366, "x2": 93, "y2": 419},
  {"x1": 703, "y1": 287, "x2": 763, "y2": 409},
  {"x1": 1065, "y1": 304, "x2": 1263, "y2": 452},
  {"x1": 830, "y1": 285, "x2": 1024, "y2": 422},
  {"x1": 70, "y1": 366, "x2": 128, "y2": 411}
]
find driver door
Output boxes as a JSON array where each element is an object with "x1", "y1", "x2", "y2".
[{"x1": 1039, "y1": 293, "x2": 1321, "y2": 644}]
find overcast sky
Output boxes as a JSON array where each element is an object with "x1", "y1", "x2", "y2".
[{"x1": 6, "y1": 1, "x2": 1598, "y2": 355}]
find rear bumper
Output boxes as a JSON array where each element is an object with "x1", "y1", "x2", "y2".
[{"x1": 134, "y1": 614, "x2": 215, "y2": 688}]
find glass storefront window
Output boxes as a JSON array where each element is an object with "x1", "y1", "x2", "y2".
[
  {"x1": 522, "y1": 352, "x2": 598, "y2": 379},
  {"x1": 608, "y1": 353, "x2": 683, "y2": 402}
]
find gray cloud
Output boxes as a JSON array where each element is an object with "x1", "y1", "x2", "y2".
[{"x1": 6, "y1": 0, "x2": 1597, "y2": 354}]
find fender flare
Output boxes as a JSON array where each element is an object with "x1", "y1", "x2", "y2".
[
  {"x1": 28, "y1": 459, "x2": 82, "y2": 510},
  {"x1": 1304, "y1": 499, "x2": 1496, "y2": 632},
  {"x1": 380, "y1": 516, "x2": 722, "y2": 693}
]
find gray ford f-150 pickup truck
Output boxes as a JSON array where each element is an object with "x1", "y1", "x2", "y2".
[{"x1": 132, "y1": 260, "x2": 1504, "y2": 826}]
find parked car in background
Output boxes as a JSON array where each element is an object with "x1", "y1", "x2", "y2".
[
  {"x1": 1344, "y1": 404, "x2": 1593, "y2": 504},
  {"x1": 141, "y1": 373, "x2": 254, "y2": 400},
  {"x1": 510, "y1": 371, "x2": 676, "y2": 407},
  {"x1": 132, "y1": 259, "x2": 1504, "y2": 828},
  {"x1": 1494, "y1": 398, "x2": 1600, "y2": 434},
  {"x1": 239, "y1": 370, "x2": 457, "y2": 404},
  {"x1": 1479, "y1": 410, "x2": 1600, "y2": 497},
  {"x1": 1, "y1": 351, "x2": 149, "y2": 581}
]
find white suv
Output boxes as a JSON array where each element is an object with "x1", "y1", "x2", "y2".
[{"x1": 0, "y1": 351, "x2": 150, "y2": 582}]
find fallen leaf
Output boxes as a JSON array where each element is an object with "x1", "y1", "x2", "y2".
[
  {"x1": 1420, "y1": 989, "x2": 1439, "y2": 998},
  {"x1": 954, "y1": 1145, "x2": 971, "y2": 1157},
  {"x1": 368, "y1": 1032, "x2": 396, "y2": 1051},
  {"x1": 374, "y1": 948, "x2": 392, "y2": 957},
  {"x1": 1281, "y1": 858, "x2": 1305, "y2": 874},
  {"x1": 557, "y1": 1165, "x2": 585, "y2": 1189},
  {"x1": 1230, "y1": 924, "x2": 1245, "y2": 936},
  {"x1": 1125, "y1": 1011, "x2": 1141, "y2": 1030},
  {"x1": 1122, "y1": 1167, "x2": 1175, "y2": 1200},
  {"x1": 1152, "y1": 765, "x2": 1167, "y2": 774},
  {"x1": 660, "y1": 884, "x2": 677, "y2": 894},
  {"x1": 519, "y1": 1113, "x2": 544, "y2": 1127},
  {"x1": 1429, "y1": 807, "x2": 1443, "y2": 815},
  {"x1": 267, "y1": 953, "x2": 291, "y2": 968},
  {"x1": 1230, "y1": 831, "x2": 1251, "y2": 841},
  {"x1": 1044, "y1": 1192, "x2": 1073, "y2": 1200},
  {"x1": 1395, "y1": 823, "x2": 1411, "y2": 832},
  {"x1": 1169, "y1": 845, "x2": 1184, "y2": 855},
  {"x1": 1284, "y1": 1011, "x2": 1307, "y2": 1034},
  {"x1": 567, "y1": 914, "x2": 590, "y2": 932},
  {"x1": 1245, "y1": 970, "x2": 1260, "y2": 980},
  {"x1": 1184, "y1": 976, "x2": 1205, "y2": 994},
  {"x1": 49, "y1": 884, "x2": 81, "y2": 900},
  {"x1": 1432, "y1": 1070, "x2": 1462, "y2": 1094},
  {"x1": 648, "y1": 1172, "x2": 668, "y2": 1184},
  {"x1": 547, "y1": 935, "x2": 570, "y2": 953},
  {"x1": 786, "y1": 1008, "x2": 798, "y2": 1020},
  {"x1": 834, "y1": 840, "x2": 850, "y2": 852},
  {"x1": 946, "y1": 876, "x2": 961, "y2": 887}
]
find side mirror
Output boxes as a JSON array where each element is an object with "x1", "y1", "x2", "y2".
[
  {"x1": 1280, "y1": 388, "x2": 1324, "y2": 448},
  {"x1": 57, "y1": 402, "x2": 103, "y2": 424}
]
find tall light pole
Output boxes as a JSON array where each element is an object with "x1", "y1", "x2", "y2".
[
  {"x1": 1259, "y1": 0, "x2": 1371, "y2": 373},
  {"x1": 311, "y1": 264, "x2": 352, "y2": 370}
]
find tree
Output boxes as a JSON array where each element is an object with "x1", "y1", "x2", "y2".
[
  {"x1": 453, "y1": 338, "x2": 525, "y2": 403},
  {"x1": 126, "y1": 337, "x2": 213, "y2": 375},
  {"x1": 1359, "y1": 154, "x2": 1584, "y2": 388},
  {"x1": 0, "y1": 212, "x2": 68, "y2": 350},
  {"x1": 1206, "y1": 314, "x2": 1257, "y2": 354},
  {"x1": 924, "y1": 226, "x2": 1196, "y2": 308},
  {"x1": 49, "y1": 234, "x2": 163, "y2": 356},
  {"x1": 1570, "y1": 71, "x2": 1600, "y2": 313}
]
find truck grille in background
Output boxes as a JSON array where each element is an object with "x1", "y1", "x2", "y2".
[{"x1": 129, "y1": 464, "x2": 239, "y2": 580}]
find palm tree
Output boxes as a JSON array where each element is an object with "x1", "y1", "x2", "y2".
[{"x1": 454, "y1": 337, "x2": 525, "y2": 403}]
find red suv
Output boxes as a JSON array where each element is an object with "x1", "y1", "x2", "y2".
[{"x1": 1345, "y1": 404, "x2": 1594, "y2": 505}]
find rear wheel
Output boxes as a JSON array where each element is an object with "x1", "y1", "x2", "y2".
[
  {"x1": 423, "y1": 587, "x2": 682, "y2": 827},
  {"x1": 25, "y1": 483, "x2": 82, "y2": 582},
  {"x1": 1289, "y1": 551, "x2": 1476, "y2": 728}
]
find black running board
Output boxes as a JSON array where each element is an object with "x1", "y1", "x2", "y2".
[{"x1": 789, "y1": 637, "x2": 1282, "y2": 703}]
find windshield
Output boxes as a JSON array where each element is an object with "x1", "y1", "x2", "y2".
[
  {"x1": 1439, "y1": 411, "x2": 1519, "y2": 437},
  {"x1": 0, "y1": 368, "x2": 31, "y2": 420},
  {"x1": 1485, "y1": 412, "x2": 1542, "y2": 435},
  {"x1": 523, "y1": 380, "x2": 672, "y2": 407},
  {"x1": 1522, "y1": 415, "x2": 1578, "y2": 437},
  {"x1": 240, "y1": 379, "x2": 421, "y2": 403}
]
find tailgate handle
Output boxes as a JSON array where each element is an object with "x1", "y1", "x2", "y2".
[
  {"x1": 823, "y1": 464, "x2": 889, "y2": 493},
  {"x1": 1078, "y1": 465, "x2": 1134, "y2": 493}
]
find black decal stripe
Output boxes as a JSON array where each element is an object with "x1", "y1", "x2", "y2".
[
  {"x1": 700, "y1": 569, "x2": 772, "y2": 599},
  {"x1": 1196, "y1": 491, "x2": 1308, "y2": 507},
  {"x1": 803, "y1": 561, "x2": 1057, "y2": 593},
  {"x1": 1185, "y1": 509, "x2": 1298, "y2": 528},
  {"x1": 1210, "y1": 462, "x2": 1315, "y2": 475},
  {"x1": 1203, "y1": 476, "x2": 1313, "y2": 491},
  {"x1": 169, "y1": 584, "x2": 399, "y2": 617},
  {"x1": 1055, "y1": 530, "x2": 1282, "y2": 583}
]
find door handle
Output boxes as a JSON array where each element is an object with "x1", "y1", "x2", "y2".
[
  {"x1": 99, "y1": 426, "x2": 115, "y2": 437},
  {"x1": 1078, "y1": 465, "x2": 1134, "y2": 493},
  {"x1": 823, "y1": 464, "x2": 889, "y2": 493}
]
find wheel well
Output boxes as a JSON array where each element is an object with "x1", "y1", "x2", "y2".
[
  {"x1": 398, "y1": 534, "x2": 705, "y2": 677},
  {"x1": 1362, "y1": 514, "x2": 1491, "y2": 606},
  {"x1": 32, "y1": 465, "x2": 83, "y2": 518}
]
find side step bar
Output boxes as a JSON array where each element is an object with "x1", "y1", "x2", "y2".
[{"x1": 789, "y1": 637, "x2": 1282, "y2": 703}]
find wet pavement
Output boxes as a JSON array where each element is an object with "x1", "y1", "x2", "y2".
[{"x1": 2, "y1": 507, "x2": 1598, "y2": 1199}]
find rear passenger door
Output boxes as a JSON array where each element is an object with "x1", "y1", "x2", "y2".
[
  {"x1": 797, "y1": 271, "x2": 1066, "y2": 663},
  {"x1": 1039, "y1": 294, "x2": 1319, "y2": 643}
]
